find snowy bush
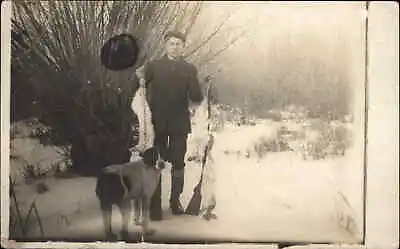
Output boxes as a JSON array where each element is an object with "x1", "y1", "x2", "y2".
[
  {"x1": 189, "y1": 104, "x2": 352, "y2": 161},
  {"x1": 250, "y1": 128, "x2": 292, "y2": 159},
  {"x1": 10, "y1": 119, "x2": 72, "y2": 184},
  {"x1": 290, "y1": 119, "x2": 352, "y2": 160}
]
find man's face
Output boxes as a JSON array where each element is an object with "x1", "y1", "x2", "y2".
[{"x1": 165, "y1": 37, "x2": 184, "y2": 59}]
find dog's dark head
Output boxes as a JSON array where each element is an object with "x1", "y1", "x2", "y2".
[{"x1": 139, "y1": 147, "x2": 166, "y2": 170}]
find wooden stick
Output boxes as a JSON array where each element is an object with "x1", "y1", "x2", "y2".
[
  {"x1": 33, "y1": 203, "x2": 45, "y2": 237},
  {"x1": 9, "y1": 177, "x2": 26, "y2": 236},
  {"x1": 24, "y1": 201, "x2": 35, "y2": 233}
]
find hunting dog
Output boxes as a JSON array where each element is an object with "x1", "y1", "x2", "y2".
[{"x1": 95, "y1": 147, "x2": 165, "y2": 241}]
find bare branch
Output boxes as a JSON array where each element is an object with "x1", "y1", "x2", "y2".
[
  {"x1": 182, "y1": 3, "x2": 204, "y2": 37},
  {"x1": 185, "y1": 11, "x2": 233, "y2": 58},
  {"x1": 197, "y1": 29, "x2": 248, "y2": 68}
]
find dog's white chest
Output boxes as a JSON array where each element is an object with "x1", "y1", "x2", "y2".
[
  {"x1": 121, "y1": 162, "x2": 161, "y2": 199},
  {"x1": 141, "y1": 168, "x2": 161, "y2": 197}
]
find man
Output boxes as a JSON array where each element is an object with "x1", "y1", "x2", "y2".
[{"x1": 144, "y1": 31, "x2": 203, "y2": 220}]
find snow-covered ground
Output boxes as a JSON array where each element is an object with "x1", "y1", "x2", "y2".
[{"x1": 9, "y1": 119, "x2": 364, "y2": 244}]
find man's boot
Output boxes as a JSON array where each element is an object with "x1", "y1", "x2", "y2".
[
  {"x1": 149, "y1": 175, "x2": 163, "y2": 221},
  {"x1": 170, "y1": 169, "x2": 185, "y2": 215}
]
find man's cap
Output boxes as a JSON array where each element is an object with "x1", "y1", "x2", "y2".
[{"x1": 164, "y1": 31, "x2": 186, "y2": 43}]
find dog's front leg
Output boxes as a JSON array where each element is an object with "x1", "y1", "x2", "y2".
[
  {"x1": 100, "y1": 204, "x2": 117, "y2": 241},
  {"x1": 118, "y1": 200, "x2": 131, "y2": 240},
  {"x1": 133, "y1": 199, "x2": 141, "y2": 225},
  {"x1": 142, "y1": 198, "x2": 156, "y2": 235}
]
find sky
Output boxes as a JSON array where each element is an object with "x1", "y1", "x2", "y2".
[
  {"x1": 193, "y1": 1, "x2": 366, "y2": 82},
  {"x1": 186, "y1": 1, "x2": 367, "y2": 142}
]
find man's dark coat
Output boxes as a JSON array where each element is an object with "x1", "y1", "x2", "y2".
[{"x1": 144, "y1": 55, "x2": 203, "y2": 134}]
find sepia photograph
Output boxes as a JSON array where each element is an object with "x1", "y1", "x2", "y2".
[{"x1": 1, "y1": 0, "x2": 382, "y2": 246}]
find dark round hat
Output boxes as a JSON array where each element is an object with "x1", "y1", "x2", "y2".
[
  {"x1": 164, "y1": 31, "x2": 186, "y2": 43},
  {"x1": 101, "y1": 34, "x2": 139, "y2": 71}
]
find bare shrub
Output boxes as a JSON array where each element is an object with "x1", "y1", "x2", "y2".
[
  {"x1": 257, "y1": 106, "x2": 353, "y2": 161},
  {"x1": 295, "y1": 119, "x2": 352, "y2": 160}
]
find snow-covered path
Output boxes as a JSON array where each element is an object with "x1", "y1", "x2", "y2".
[
  {"x1": 10, "y1": 123, "x2": 363, "y2": 244},
  {"x1": 12, "y1": 152, "x2": 360, "y2": 244}
]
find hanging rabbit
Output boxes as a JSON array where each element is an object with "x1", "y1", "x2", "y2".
[{"x1": 130, "y1": 66, "x2": 155, "y2": 160}]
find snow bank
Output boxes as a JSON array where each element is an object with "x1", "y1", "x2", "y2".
[{"x1": 9, "y1": 120, "x2": 69, "y2": 185}]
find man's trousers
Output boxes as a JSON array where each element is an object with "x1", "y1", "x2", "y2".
[{"x1": 150, "y1": 131, "x2": 188, "y2": 219}]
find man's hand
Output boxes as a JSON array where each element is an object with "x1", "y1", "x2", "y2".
[
  {"x1": 135, "y1": 65, "x2": 145, "y2": 79},
  {"x1": 189, "y1": 102, "x2": 201, "y2": 117},
  {"x1": 189, "y1": 107, "x2": 196, "y2": 117}
]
